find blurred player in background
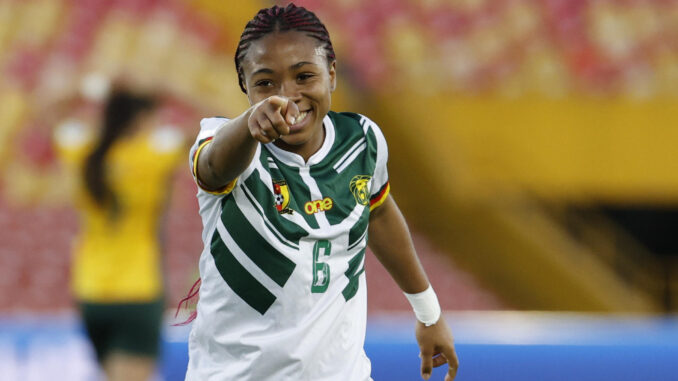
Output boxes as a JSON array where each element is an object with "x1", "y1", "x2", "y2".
[
  {"x1": 183, "y1": 4, "x2": 458, "y2": 380},
  {"x1": 54, "y1": 84, "x2": 184, "y2": 381}
]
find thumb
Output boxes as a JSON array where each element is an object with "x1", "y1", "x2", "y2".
[{"x1": 285, "y1": 100, "x2": 300, "y2": 124}]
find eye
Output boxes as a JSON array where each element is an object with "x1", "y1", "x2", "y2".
[
  {"x1": 255, "y1": 79, "x2": 274, "y2": 87},
  {"x1": 297, "y1": 73, "x2": 315, "y2": 82}
]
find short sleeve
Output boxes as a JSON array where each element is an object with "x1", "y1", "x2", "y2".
[
  {"x1": 361, "y1": 115, "x2": 390, "y2": 211},
  {"x1": 189, "y1": 117, "x2": 237, "y2": 196}
]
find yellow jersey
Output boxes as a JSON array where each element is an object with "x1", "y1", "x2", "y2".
[{"x1": 54, "y1": 120, "x2": 184, "y2": 303}]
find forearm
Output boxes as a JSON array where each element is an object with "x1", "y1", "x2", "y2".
[
  {"x1": 197, "y1": 108, "x2": 258, "y2": 190},
  {"x1": 367, "y1": 195, "x2": 430, "y2": 294},
  {"x1": 369, "y1": 197, "x2": 457, "y2": 377}
]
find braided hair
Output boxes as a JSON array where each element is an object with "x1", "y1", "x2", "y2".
[{"x1": 234, "y1": 3, "x2": 336, "y2": 93}]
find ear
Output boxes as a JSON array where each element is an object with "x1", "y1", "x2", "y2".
[{"x1": 328, "y1": 60, "x2": 337, "y2": 92}]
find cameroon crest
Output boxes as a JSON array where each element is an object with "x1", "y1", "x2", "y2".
[
  {"x1": 349, "y1": 175, "x2": 371, "y2": 206},
  {"x1": 273, "y1": 180, "x2": 293, "y2": 214}
]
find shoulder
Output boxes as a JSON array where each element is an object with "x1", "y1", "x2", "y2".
[
  {"x1": 53, "y1": 119, "x2": 94, "y2": 150},
  {"x1": 53, "y1": 119, "x2": 94, "y2": 163},
  {"x1": 200, "y1": 116, "x2": 229, "y2": 129},
  {"x1": 330, "y1": 111, "x2": 386, "y2": 147},
  {"x1": 190, "y1": 117, "x2": 229, "y2": 156},
  {"x1": 147, "y1": 124, "x2": 185, "y2": 154},
  {"x1": 329, "y1": 111, "x2": 368, "y2": 130},
  {"x1": 200, "y1": 116, "x2": 229, "y2": 132},
  {"x1": 195, "y1": 117, "x2": 229, "y2": 144},
  {"x1": 328, "y1": 111, "x2": 386, "y2": 141},
  {"x1": 330, "y1": 111, "x2": 383, "y2": 133},
  {"x1": 329, "y1": 111, "x2": 362, "y2": 124},
  {"x1": 189, "y1": 116, "x2": 231, "y2": 178}
]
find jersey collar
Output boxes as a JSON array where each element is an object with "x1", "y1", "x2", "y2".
[{"x1": 265, "y1": 114, "x2": 335, "y2": 167}]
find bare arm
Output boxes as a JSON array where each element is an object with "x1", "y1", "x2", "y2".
[
  {"x1": 196, "y1": 96, "x2": 298, "y2": 191},
  {"x1": 368, "y1": 195, "x2": 459, "y2": 380},
  {"x1": 367, "y1": 195, "x2": 429, "y2": 293}
]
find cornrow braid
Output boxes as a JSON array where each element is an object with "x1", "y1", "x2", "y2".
[{"x1": 234, "y1": 3, "x2": 336, "y2": 93}]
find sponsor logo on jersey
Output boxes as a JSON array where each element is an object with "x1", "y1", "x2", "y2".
[
  {"x1": 273, "y1": 180, "x2": 293, "y2": 214},
  {"x1": 304, "y1": 197, "x2": 334, "y2": 215},
  {"x1": 349, "y1": 175, "x2": 371, "y2": 206}
]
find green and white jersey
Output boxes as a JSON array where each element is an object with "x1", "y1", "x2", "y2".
[{"x1": 185, "y1": 111, "x2": 390, "y2": 381}]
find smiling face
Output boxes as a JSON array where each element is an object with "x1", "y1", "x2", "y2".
[{"x1": 241, "y1": 31, "x2": 336, "y2": 159}]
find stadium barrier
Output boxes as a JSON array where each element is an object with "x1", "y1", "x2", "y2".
[{"x1": 1, "y1": 311, "x2": 676, "y2": 381}]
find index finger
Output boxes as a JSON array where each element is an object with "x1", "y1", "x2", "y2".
[
  {"x1": 268, "y1": 95, "x2": 288, "y2": 111},
  {"x1": 268, "y1": 96, "x2": 296, "y2": 125}
]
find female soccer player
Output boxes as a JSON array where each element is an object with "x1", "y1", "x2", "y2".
[
  {"x1": 55, "y1": 88, "x2": 183, "y2": 381},
  {"x1": 186, "y1": 4, "x2": 458, "y2": 380}
]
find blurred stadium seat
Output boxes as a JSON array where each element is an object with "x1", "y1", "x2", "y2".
[
  {"x1": 0, "y1": 0, "x2": 501, "y2": 314},
  {"x1": 293, "y1": 0, "x2": 678, "y2": 312}
]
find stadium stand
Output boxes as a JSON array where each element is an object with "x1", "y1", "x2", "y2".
[
  {"x1": 1, "y1": 0, "x2": 677, "y2": 313},
  {"x1": 0, "y1": 0, "x2": 501, "y2": 313}
]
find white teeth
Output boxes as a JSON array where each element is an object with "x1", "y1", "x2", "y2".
[{"x1": 293, "y1": 111, "x2": 308, "y2": 124}]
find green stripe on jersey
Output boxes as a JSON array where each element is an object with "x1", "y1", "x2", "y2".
[
  {"x1": 241, "y1": 187, "x2": 299, "y2": 250},
  {"x1": 210, "y1": 231, "x2": 276, "y2": 314},
  {"x1": 220, "y1": 198, "x2": 296, "y2": 287},
  {"x1": 268, "y1": 158, "x2": 320, "y2": 229},
  {"x1": 242, "y1": 175, "x2": 309, "y2": 242},
  {"x1": 342, "y1": 248, "x2": 366, "y2": 301},
  {"x1": 348, "y1": 207, "x2": 369, "y2": 249},
  {"x1": 197, "y1": 137, "x2": 211, "y2": 146},
  {"x1": 259, "y1": 151, "x2": 306, "y2": 216},
  {"x1": 362, "y1": 120, "x2": 379, "y2": 175},
  {"x1": 309, "y1": 163, "x2": 357, "y2": 226}
]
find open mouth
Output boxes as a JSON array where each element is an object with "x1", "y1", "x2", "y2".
[{"x1": 289, "y1": 109, "x2": 311, "y2": 131}]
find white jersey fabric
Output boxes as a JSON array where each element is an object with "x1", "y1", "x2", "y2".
[{"x1": 185, "y1": 111, "x2": 390, "y2": 381}]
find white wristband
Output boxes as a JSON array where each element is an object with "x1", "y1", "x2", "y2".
[{"x1": 404, "y1": 285, "x2": 441, "y2": 326}]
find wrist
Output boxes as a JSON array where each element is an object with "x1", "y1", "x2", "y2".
[{"x1": 404, "y1": 285, "x2": 441, "y2": 327}]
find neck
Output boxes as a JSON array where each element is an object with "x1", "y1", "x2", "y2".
[{"x1": 273, "y1": 124, "x2": 326, "y2": 162}]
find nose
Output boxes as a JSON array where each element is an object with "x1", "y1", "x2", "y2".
[{"x1": 279, "y1": 80, "x2": 301, "y2": 101}]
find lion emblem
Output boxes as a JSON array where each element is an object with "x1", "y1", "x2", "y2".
[{"x1": 349, "y1": 175, "x2": 371, "y2": 206}]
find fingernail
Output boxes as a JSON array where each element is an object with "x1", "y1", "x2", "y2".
[{"x1": 423, "y1": 372, "x2": 431, "y2": 380}]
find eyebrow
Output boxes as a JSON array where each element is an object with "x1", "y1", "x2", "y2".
[
  {"x1": 290, "y1": 61, "x2": 316, "y2": 70},
  {"x1": 251, "y1": 62, "x2": 317, "y2": 77},
  {"x1": 251, "y1": 68, "x2": 274, "y2": 76}
]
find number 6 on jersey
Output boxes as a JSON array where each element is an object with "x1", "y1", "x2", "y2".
[{"x1": 311, "y1": 240, "x2": 331, "y2": 293}]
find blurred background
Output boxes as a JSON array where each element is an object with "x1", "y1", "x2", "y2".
[{"x1": 1, "y1": 0, "x2": 677, "y2": 380}]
